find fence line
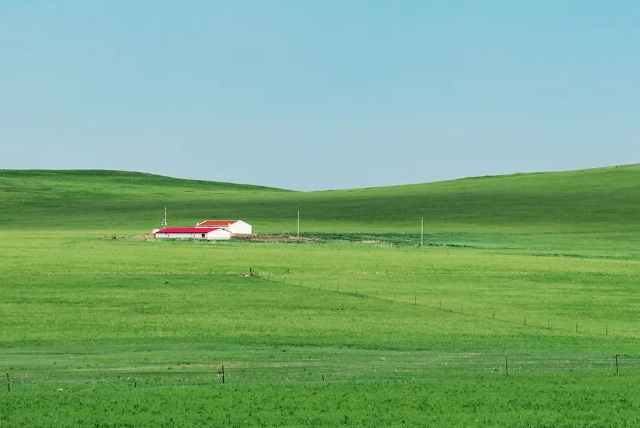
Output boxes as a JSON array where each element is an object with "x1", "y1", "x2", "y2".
[
  {"x1": 6, "y1": 353, "x2": 639, "y2": 392},
  {"x1": 259, "y1": 273, "x2": 639, "y2": 340}
]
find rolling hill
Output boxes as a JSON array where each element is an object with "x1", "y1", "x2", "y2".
[{"x1": 1, "y1": 165, "x2": 639, "y2": 235}]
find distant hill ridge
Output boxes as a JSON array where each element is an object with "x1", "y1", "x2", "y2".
[
  {"x1": 1, "y1": 164, "x2": 639, "y2": 233},
  {"x1": 0, "y1": 169, "x2": 287, "y2": 192}
]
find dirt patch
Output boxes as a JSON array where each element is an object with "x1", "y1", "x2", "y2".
[{"x1": 232, "y1": 234, "x2": 322, "y2": 243}]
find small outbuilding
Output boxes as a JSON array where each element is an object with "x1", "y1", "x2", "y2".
[
  {"x1": 155, "y1": 227, "x2": 232, "y2": 240},
  {"x1": 195, "y1": 219, "x2": 252, "y2": 235}
]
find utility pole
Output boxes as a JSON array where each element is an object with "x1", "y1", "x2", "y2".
[
  {"x1": 420, "y1": 216, "x2": 424, "y2": 247},
  {"x1": 297, "y1": 210, "x2": 300, "y2": 237},
  {"x1": 162, "y1": 207, "x2": 167, "y2": 228}
]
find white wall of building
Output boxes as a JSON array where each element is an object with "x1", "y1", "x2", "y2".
[
  {"x1": 155, "y1": 230, "x2": 231, "y2": 240},
  {"x1": 207, "y1": 229, "x2": 232, "y2": 240},
  {"x1": 229, "y1": 220, "x2": 252, "y2": 234}
]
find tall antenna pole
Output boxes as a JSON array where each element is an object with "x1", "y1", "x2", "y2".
[
  {"x1": 297, "y1": 210, "x2": 300, "y2": 237},
  {"x1": 162, "y1": 207, "x2": 167, "y2": 228},
  {"x1": 420, "y1": 216, "x2": 424, "y2": 247}
]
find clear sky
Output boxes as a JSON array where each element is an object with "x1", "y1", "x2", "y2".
[{"x1": 1, "y1": 1, "x2": 638, "y2": 190}]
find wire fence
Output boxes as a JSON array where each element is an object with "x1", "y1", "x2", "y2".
[{"x1": 6, "y1": 353, "x2": 640, "y2": 392}]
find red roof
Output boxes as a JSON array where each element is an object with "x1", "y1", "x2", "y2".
[
  {"x1": 196, "y1": 220, "x2": 237, "y2": 227},
  {"x1": 157, "y1": 227, "x2": 218, "y2": 234}
]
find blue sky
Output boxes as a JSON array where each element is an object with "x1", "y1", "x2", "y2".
[{"x1": 1, "y1": 1, "x2": 638, "y2": 190}]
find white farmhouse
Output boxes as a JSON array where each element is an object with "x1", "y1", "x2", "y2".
[
  {"x1": 155, "y1": 227, "x2": 231, "y2": 240},
  {"x1": 195, "y1": 219, "x2": 252, "y2": 235}
]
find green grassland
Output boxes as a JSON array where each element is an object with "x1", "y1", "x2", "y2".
[
  {"x1": 1, "y1": 166, "x2": 640, "y2": 427},
  {"x1": 2, "y1": 164, "x2": 640, "y2": 234}
]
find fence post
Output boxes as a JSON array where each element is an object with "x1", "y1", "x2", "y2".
[
  {"x1": 222, "y1": 365, "x2": 225, "y2": 384},
  {"x1": 615, "y1": 354, "x2": 619, "y2": 373},
  {"x1": 505, "y1": 355, "x2": 508, "y2": 376},
  {"x1": 6, "y1": 373, "x2": 9, "y2": 392}
]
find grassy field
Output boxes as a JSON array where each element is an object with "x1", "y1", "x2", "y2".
[{"x1": 2, "y1": 166, "x2": 640, "y2": 427}]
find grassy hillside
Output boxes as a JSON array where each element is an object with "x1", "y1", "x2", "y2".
[
  {"x1": 1, "y1": 165, "x2": 639, "y2": 235},
  {"x1": 0, "y1": 169, "x2": 287, "y2": 230},
  {"x1": 3, "y1": 165, "x2": 640, "y2": 426}
]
